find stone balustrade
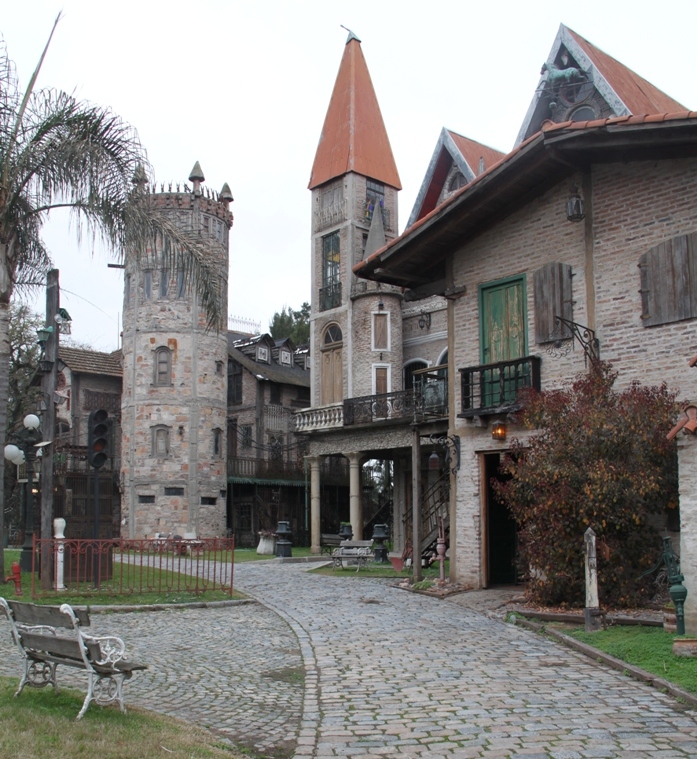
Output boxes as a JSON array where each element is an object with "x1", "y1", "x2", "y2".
[{"x1": 294, "y1": 403, "x2": 344, "y2": 432}]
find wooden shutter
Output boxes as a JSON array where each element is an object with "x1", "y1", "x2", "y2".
[
  {"x1": 534, "y1": 262, "x2": 573, "y2": 344},
  {"x1": 375, "y1": 367, "x2": 388, "y2": 395},
  {"x1": 639, "y1": 233, "x2": 697, "y2": 327},
  {"x1": 373, "y1": 313, "x2": 388, "y2": 350}
]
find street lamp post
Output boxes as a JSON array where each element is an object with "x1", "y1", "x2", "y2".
[{"x1": 4, "y1": 414, "x2": 44, "y2": 572}]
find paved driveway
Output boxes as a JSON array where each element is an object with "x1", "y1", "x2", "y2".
[{"x1": 2, "y1": 562, "x2": 697, "y2": 758}]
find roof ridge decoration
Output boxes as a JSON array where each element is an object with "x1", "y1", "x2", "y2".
[
  {"x1": 406, "y1": 127, "x2": 505, "y2": 228},
  {"x1": 308, "y1": 36, "x2": 401, "y2": 190},
  {"x1": 516, "y1": 24, "x2": 686, "y2": 147}
]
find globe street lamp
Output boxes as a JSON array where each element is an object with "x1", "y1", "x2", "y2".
[{"x1": 4, "y1": 414, "x2": 44, "y2": 572}]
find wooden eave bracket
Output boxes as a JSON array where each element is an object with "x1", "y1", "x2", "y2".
[{"x1": 443, "y1": 285, "x2": 467, "y2": 301}]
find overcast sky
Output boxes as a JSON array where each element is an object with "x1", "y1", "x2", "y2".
[{"x1": 4, "y1": 1, "x2": 697, "y2": 351}]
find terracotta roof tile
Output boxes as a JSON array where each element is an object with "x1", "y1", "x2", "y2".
[
  {"x1": 446, "y1": 131, "x2": 505, "y2": 174},
  {"x1": 309, "y1": 38, "x2": 401, "y2": 190},
  {"x1": 59, "y1": 347, "x2": 122, "y2": 377}
]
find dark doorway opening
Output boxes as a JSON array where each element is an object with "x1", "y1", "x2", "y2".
[{"x1": 485, "y1": 452, "x2": 517, "y2": 585}]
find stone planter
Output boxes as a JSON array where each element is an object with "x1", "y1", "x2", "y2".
[
  {"x1": 672, "y1": 638, "x2": 697, "y2": 657},
  {"x1": 256, "y1": 536, "x2": 276, "y2": 555}
]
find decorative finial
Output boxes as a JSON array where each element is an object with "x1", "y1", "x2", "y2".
[
  {"x1": 219, "y1": 183, "x2": 234, "y2": 205},
  {"x1": 189, "y1": 161, "x2": 205, "y2": 197},
  {"x1": 131, "y1": 164, "x2": 148, "y2": 190},
  {"x1": 340, "y1": 25, "x2": 361, "y2": 44}
]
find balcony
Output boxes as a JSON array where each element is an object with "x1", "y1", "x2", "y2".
[
  {"x1": 459, "y1": 356, "x2": 541, "y2": 418},
  {"x1": 228, "y1": 456, "x2": 303, "y2": 481},
  {"x1": 294, "y1": 403, "x2": 344, "y2": 433},
  {"x1": 344, "y1": 370, "x2": 448, "y2": 427},
  {"x1": 319, "y1": 282, "x2": 341, "y2": 311},
  {"x1": 313, "y1": 200, "x2": 346, "y2": 233}
]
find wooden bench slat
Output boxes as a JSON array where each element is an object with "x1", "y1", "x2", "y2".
[
  {"x1": 8, "y1": 600, "x2": 90, "y2": 629},
  {"x1": 19, "y1": 632, "x2": 84, "y2": 660}
]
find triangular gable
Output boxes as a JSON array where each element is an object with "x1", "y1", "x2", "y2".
[
  {"x1": 407, "y1": 128, "x2": 504, "y2": 228},
  {"x1": 363, "y1": 196, "x2": 387, "y2": 259},
  {"x1": 309, "y1": 34, "x2": 401, "y2": 190},
  {"x1": 516, "y1": 24, "x2": 687, "y2": 146}
]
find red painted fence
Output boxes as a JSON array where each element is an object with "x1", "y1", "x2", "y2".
[{"x1": 30, "y1": 536, "x2": 235, "y2": 599}]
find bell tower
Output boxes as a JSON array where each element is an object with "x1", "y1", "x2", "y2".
[{"x1": 308, "y1": 31, "x2": 403, "y2": 407}]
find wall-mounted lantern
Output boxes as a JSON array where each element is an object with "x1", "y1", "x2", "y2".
[
  {"x1": 418, "y1": 310, "x2": 431, "y2": 330},
  {"x1": 566, "y1": 184, "x2": 585, "y2": 222},
  {"x1": 491, "y1": 422, "x2": 507, "y2": 441}
]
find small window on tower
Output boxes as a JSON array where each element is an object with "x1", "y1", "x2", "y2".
[
  {"x1": 160, "y1": 269, "x2": 169, "y2": 297},
  {"x1": 144, "y1": 270, "x2": 152, "y2": 300},
  {"x1": 213, "y1": 428, "x2": 222, "y2": 458},
  {"x1": 373, "y1": 313, "x2": 389, "y2": 351},
  {"x1": 151, "y1": 426, "x2": 170, "y2": 458},
  {"x1": 154, "y1": 347, "x2": 172, "y2": 386},
  {"x1": 177, "y1": 270, "x2": 185, "y2": 299}
]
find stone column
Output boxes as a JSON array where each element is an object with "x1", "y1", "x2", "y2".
[
  {"x1": 679, "y1": 435, "x2": 697, "y2": 634},
  {"x1": 347, "y1": 452, "x2": 363, "y2": 540},
  {"x1": 309, "y1": 456, "x2": 322, "y2": 554},
  {"x1": 412, "y1": 425, "x2": 422, "y2": 582}
]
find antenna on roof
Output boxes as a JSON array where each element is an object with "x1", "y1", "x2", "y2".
[{"x1": 340, "y1": 25, "x2": 361, "y2": 44}]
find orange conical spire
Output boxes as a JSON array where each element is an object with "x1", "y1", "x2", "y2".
[{"x1": 309, "y1": 34, "x2": 401, "y2": 190}]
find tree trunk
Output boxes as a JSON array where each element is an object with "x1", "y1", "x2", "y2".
[{"x1": 0, "y1": 298, "x2": 11, "y2": 581}]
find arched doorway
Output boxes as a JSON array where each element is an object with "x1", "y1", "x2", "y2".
[{"x1": 321, "y1": 324, "x2": 343, "y2": 404}]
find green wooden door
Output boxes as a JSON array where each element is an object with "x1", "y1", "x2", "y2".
[{"x1": 480, "y1": 278, "x2": 526, "y2": 406}]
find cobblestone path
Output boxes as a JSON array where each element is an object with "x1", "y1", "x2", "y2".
[{"x1": 3, "y1": 562, "x2": 697, "y2": 759}]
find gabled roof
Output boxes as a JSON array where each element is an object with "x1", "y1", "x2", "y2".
[
  {"x1": 58, "y1": 347, "x2": 123, "y2": 378},
  {"x1": 309, "y1": 34, "x2": 401, "y2": 190},
  {"x1": 228, "y1": 347, "x2": 310, "y2": 389},
  {"x1": 517, "y1": 24, "x2": 687, "y2": 145},
  {"x1": 356, "y1": 114, "x2": 697, "y2": 291},
  {"x1": 407, "y1": 128, "x2": 505, "y2": 227}
]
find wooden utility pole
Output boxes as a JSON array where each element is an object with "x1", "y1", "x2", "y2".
[{"x1": 40, "y1": 269, "x2": 59, "y2": 589}]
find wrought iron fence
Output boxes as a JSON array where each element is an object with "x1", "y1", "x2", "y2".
[
  {"x1": 344, "y1": 389, "x2": 416, "y2": 426},
  {"x1": 459, "y1": 355, "x2": 541, "y2": 417},
  {"x1": 30, "y1": 536, "x2": 235, "y2": 599}
]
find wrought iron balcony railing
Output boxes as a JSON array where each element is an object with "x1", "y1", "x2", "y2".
[
  {"x1": 459, "y1": 355, "x2": 541, "y2": 418},
  {"x1": 344, "y1": 370, "x2": 448, "y2": 427},
  {"x1": 319, "y1": 282, "x2": 341, "y2": 311}
]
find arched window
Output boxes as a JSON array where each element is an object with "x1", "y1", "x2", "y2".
[
  {"x1": 448, "y1": 172, "x2": 467, "y2": 192},
  {"x1": 321, "y1": 324, "x2": 343, "y2": 405},
  {"x1": 151, "y1": 425, "x2": 170, "y2": 458},
  {"x1": 154, "y1": 347, "x2": 172, "y2": 386},
  {"x1": 404, "y1": 360, "x2": 428, "y2": 391}
]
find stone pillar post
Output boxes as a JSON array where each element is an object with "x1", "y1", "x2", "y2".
[
  {"x1": 309, "y1": 456, "x2": 322, "y2": 554},
  {"x1": 412, "y1": 425, "x2": 422, "y2": 582},
  {"x1": 679, "y1": 435, "x2": 697, "y2": 635},
  {"x1": 347, "y1": 452, "x2": 363, "y2": 540}
]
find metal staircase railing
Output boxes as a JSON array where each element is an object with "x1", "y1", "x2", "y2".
[{"x1": 403, "y1": 471, "x2": 450, "y2": 558}]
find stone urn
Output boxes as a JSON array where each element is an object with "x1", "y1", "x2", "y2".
[
  {"x1": 256, "y1": 534, "x2": 276, "y2": 555},
  {"x1": 672, "y1": 638, "x2": 697, "y2": 657}
]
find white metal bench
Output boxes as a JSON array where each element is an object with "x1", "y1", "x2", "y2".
[
  {"x1": 332, "y1": 539, "x2": 375, "y2": 570},
  {"x1": 1, "y1": 597, "x2": 146, "y2": 720}
]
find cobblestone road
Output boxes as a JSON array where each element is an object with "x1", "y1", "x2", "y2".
[{"x1": 3, "y1": 562, "x2": 697, "y2": 758}]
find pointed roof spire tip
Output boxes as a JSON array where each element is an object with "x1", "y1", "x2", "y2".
[
  {"x1": 340, "y1": 24, "x2": 361, "y2": 44},
  {"x1": 189, "y1": 161, "x2": 205, "y2": 183}
]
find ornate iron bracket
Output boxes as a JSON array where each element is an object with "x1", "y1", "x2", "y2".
[
  {"x1": 428, "y1": 433, "x2": 460, "y2": 474},
  {"x1": 546, "y1": 316, "x2": 600, "y2": 366}
]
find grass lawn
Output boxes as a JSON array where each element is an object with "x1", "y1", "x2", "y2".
[
  {"x1": 0, "y1": 676, "x2": 246, "y2": 759},
  {"x1": 311, "y1": 560, "x2": 449, "y2": 581},
  {"x1": 560, "y1": 624, "x2": 697, "y2": 696},
  {"x1": 2, "y1": 549, "x2": 244, "y2": 606}
]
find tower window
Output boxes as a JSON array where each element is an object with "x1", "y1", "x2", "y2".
[
  {"x1": 144, "y1": 270, "x2": 152, "y2": 300},
  {"x1": 213, "y1": 428, "x2": 223, "y2": 458},
  {"x1": 177, "y1": 269, "x2": 185, "y2": 299},
  {"x1": 321, "y1": 232, "x2": 341, "y2": 310},
  {"x1": 160, "y1": 269, "x2": 169, "y2": 297},
  {"x1": 124, "y1": 274, "x2": 132, "y2": 306},
  {"x1": 154, "y1": 347, "x2": 172, "y2": 386},
  {"x1": 366, "y1": 180, "x2": 385, "y2": 222},
  {"x1": 373, "y1": 313, "x2": 389, "y2": 351},
  {"x1": 448, "y1": 171, "x2": 467, "y2": 192},
  {"x1": 151, "y1": 426, "x2": 170, "y2": 458},
  {"x1": 228, "y1": 359, "x2": 242, "y2": 404}
]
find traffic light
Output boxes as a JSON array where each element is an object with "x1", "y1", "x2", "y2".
[{"x1": 87, "y1": 409, "x2": 109, "y2": 469}]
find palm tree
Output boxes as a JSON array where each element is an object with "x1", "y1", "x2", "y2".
[{"x1": 0, "y1": 17, "x2": 225, "y2": 578}]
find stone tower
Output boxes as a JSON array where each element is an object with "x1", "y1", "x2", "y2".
[
  {"x1": 120, "y1": 163, "x2": 233, "y2": 538},
  {"x1": 308, "y1": 31, "x2": 403, "y2": 407}
]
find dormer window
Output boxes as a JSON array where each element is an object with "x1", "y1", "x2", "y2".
[
  {"x1": 257, "y1": 346, "x2": 269, "y2": 363},
  {"x1": 280, "y1": 350, "x2": 291, "y2": 366},
  {"x1": 448, "y1": 171, "x2": 466, "y2": 192}
]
